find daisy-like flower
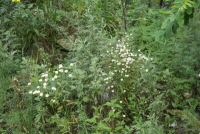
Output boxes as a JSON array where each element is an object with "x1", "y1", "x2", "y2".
[
  {"x1": 44, "y1": 73, "x2": 48, "y2": 77},
  {"x1": 51, "y1": 99, "x2": 56, "y2": 102},
  {"x1": 43, "y1": 83, "x2": 47, "y2": 86},
  {"x1": 37, "y1": 86, "x2": 40, "y2": 89},
  {"x1": 59, "y1": 64, "x2": 63, "y2": 68},
  {"x1": 70, "y1": 63, "x2": 74, "y2": 66},
  {"x1": 59, "y1": 69, "x2": 64, "y2": 73},
  {"x1": 55, "y1": 71, "x2": 59, "y2": 74},
  {"x1": 123, "y1": 115, "x2": 126, "y2": 117},
  {"x1": 44, "y1": 78, "x2": 48, "y2": 82},
  {"x1": 125, "y1": 75, "x2": 129, "y2": 77},
  {"x1": 41, "y1": 73, "x2": 48, "y2": 78},
  {"x1": 39, "y1": 93, "x2": 43, "y2": 96},
  {"x1": 33, "y1": 90, "x2": 40, "y2": 94},
  {"x1": 111, "y1": 90, "x2": 114, "y2": 92},
  {"x1": 120, "y1": 101, "x2": 122, "y2": 103},
  {"x1": 145, "y1": 69, "x2": 148, "y2": 72},
  {"x1": 52, "y1": 87, "x2": 56, "y2": 91},
  {"x1": 65, "y1": 70, "x2": 68, "y2": 73},
  {"x1": 45, "y1": 94, "x2": 49, "y2": 97},
  {"x1": 29, "y1": 91, "x2": 33, "y2": 94},
  {"x1": 39, "y1": 79, "x2": 43, "y2": 82},
  {"x1": 28, "y1": 82, "x2": 31, "y2": 86},
  {"x1": 54, "y1": 75, "x2": 58, "y2": 79},
  {"x1": 52, "y1": 78, "x2": 55, "y2": 81},
  {"x1": 69, "y1": 74, "x2": 72, "y2": 77}
]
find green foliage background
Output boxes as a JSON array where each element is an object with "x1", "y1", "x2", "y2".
[{"x1": 0, "y1": 0, "x2": 200, "y2": 133}]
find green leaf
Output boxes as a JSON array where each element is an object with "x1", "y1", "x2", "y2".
[
  {"x1": 189, "y1": 8, "x2": 194, "y2": 18},
  {"x1": 186, "y1": 7, "x2": 193, "y2": 15},
  {"x1": 176, "y1": 12, "x2": 184, "y2": 25},
  {"x1": 108, "y1": 110, "x2": 115, "y2": 117},
  {"x1": 82, "y1": 96, "x2": 90, "y2": 102},
  {"x1": 174, "y1": 0, "x2": 183, "y2": 4},
  {"x1": 164, "y1": 23, "x2": 173, "y2": 38},
  {"x1": 161, "y1": 18, "x2": 170, "y2": 29},
  {"x1": 33, "y1": 28, "x2": 40, "y2": 36},
  {"x1": 184, "y1": 12, "x2": 189, "y2": 25},
  {"x1": 172, "y1": 21, "x2": 179, "y2": 34},
  {"x1": 97, "y1": 122, "x2": 111, "y2": 131},
  {"x1": 169, "y1": 14, "x2": 176, "y2": 22}
]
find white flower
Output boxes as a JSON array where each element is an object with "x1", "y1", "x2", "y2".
[
  {"x1": 125, "y1": 75, "x2": 129, "y2": 77},
  {"x1": 70, "y1": 63, "x2": 74, "y2": 66},
  {"x1": 121, "y1": 79, "x2": 123, "y2": 81},
  {"x1": 39, "y1": 93, "x2": 43, "y2": 96},
  {"x1": 41, "y1": 73, "x2": 45, "y2": 77},
  {"x1": 41, "y1": 73, "x2": 48, "y2": 77},
  {"x1": 69, "y1": 74, "x2": 72, "y2": 77},
  {"x1": 39, "y1": 79, "x2": 43, "y2": 82},
  {"x1": 58, "y1": 64, "x2": 63, "y2": 68},
  {"x1": 51, "y1": 99, "x2": 56, "y2": 102},
  {"x1": 117, "y1": 62, "x2": 121, "y2": 65},
  {"x1": 45, "y1": 78, "x2": 48, "y2": 82},
  {"x1": 169, "y1": 121, "x2": 177, "y2": 127},
  {"x1": 29, "y1": 91, "x2": 33, "y2": 94},
  {"x1": 54, "y1": 75, "x2": 58, "y2": 79},
  {"x1": 43, "y1": 86, "x2": 46, "y2": 89},
  {"x1": 52, "y1": 87, "x2": 56, "y2": 91},
  {"x1": 28, "y1": 82, "x2": 31, "y2": 86},
  {"x1": 145, "y1": 69, "x2": 148, "y2": 72},
  {"x1": 59, "y1": 69, "x2": 64, "y2": 73},
  {"x1": 44, "y1": 73, "x2": 48, "y2": 77},
  {"x1": 111, "y1": 90, "x2": 114, "y2": 92},
  {"x1": 123, "y1": 115, "x2": 126, "y2": 117},
  {"x1": 45, "y1": 94, "x2": 49, "y2": 97},
  {"x1": 55, "y1": 71, "x2": 59, "y2": 74},
  {"x1": 43, "y1": 83, "x2": 47, "y2": 86},
  {"x1": 65, "y1": 70, "x2": 68, "y2": 73},
  {"x1": 52, "y1": 78, "x2": 55, "y2": 81},
  {"x1": 37, "y1": 86, "x2": 40, "y2": 89},
  {"x1": 120, "y1": 101, "x2": 122, "y2": 103},
  {"x1": 138, "y1": 49, "x2": 141, "y2": 52},
  {"x1": 33, "y1": 90, "x2": 40, "y2": 94},
  {"x1": 123, "y1": 90, "x2": 126, "y2": 92}
]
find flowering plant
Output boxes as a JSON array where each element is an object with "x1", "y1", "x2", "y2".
[{"x1": 27, "y1": 63, "x2": 76, "y2": 109}]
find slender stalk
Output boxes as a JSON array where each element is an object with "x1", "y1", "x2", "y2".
[{"x1": 121, "y1": 0, "x2": 127, "y2": 32}]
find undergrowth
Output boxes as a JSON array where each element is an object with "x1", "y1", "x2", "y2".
[{"x1": 0, "y1": 0, "x2": 200, "y2": 133}]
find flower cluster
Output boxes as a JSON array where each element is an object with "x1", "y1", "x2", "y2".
[
  {"x1": 102, "y1": 40, "x2": 151, "y2": 83},
  {"x1": 27, "y1": 63, "x2": 74, "y2": 102}
]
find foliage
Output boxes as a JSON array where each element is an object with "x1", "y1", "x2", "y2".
[{"x1": 1, "y1": 0, "x2": 200, "y2": 133}]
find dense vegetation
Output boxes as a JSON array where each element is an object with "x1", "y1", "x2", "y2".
[{"x1": 0, "y1": 0, "x2": 200, "y2": 133}]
